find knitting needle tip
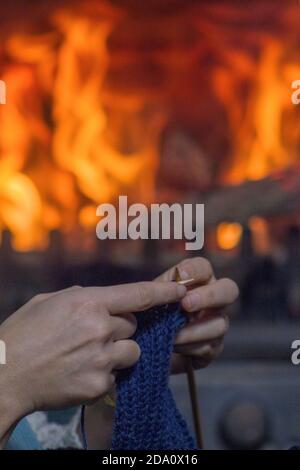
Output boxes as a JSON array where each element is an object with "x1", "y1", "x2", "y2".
[{"x1": 174, "y1": 267, "x2": 196, "y2": 287}]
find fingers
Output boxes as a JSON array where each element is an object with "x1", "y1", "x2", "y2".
[
  {"x1": 181, "y1": 278, "x2": 239, "y2": 313},
  {"x1": 110, "y1": 340, "x2": 141, "y2": 370},
  {"x1": 175, "y1": 338, "x2": 224, "y2": 364},
  {"x1": 110, "y1": 313, "x2": 137, "y2": 341},
  {"x1": 90, "y1": 282, "x2": 186, "y2": 315},
  {"x1": 156, "y1": 257, "x2": 214, "y2": 284},
  {"x1": 171, "y1": 340, "x2": 224, "y2": 372},
  {"x1": 175, "y1": 313, "x2": 229, "y2": 345}
]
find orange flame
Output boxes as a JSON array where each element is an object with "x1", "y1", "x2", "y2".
[
  {"x1": 214, "y1": 39, "x2": 300, "y2": 184},
  {"x1": 0, "y1": 5, "x2": 166, "y2": 250},
  {"x1": 0, "y1": 2, "x2": 300, "y2": 250}
]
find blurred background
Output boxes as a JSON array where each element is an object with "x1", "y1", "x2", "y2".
[{"x1": 1, "y1": 0, "x2": 300, "y2": 449}]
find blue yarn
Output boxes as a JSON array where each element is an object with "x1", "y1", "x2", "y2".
[{"x1": 111, "y1": 303, "x2": 197, "y2": 450}]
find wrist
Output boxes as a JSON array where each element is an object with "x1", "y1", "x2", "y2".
[
  {"x1": 0, "y1": 368, "x2": 28, "y2": 449},
  {"x1": 0, "y1": 391, "x2": 21, "y2": 449}
]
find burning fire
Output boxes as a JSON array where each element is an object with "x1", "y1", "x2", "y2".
[
  {"x1": 0, "y1": 1, "x2": 300, "y2": 250},
  {"x1": 214, "y1": 38, "x2": 300, "y2": 184}
]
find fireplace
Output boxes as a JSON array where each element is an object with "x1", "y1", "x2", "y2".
[{"x1": 1, "y1": 0, "x2": 300, "y2": 321}]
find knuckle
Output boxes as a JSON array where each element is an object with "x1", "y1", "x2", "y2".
[
  {"x1": 86, "y1": 378, "x2": 106, "y2": 400},
  {"x1": 199, "y1": 256, "x2": 212, "y2": 271},
  {"x1": 76, "y1": 301, "x2": 98, "y2": 318},
  {"x1": 179, "y1": 257, "x2": 213, "y2": 279},
  {"x1": 222, "y1": 278, "x2": 239, "y2": 303},
  {"x1": 177, "y1": 259, "x2": 191, "y2": 272},
  {"x1": 125, "y1": 315, "x2": 138, "y2": 337},
  {"x1": 204, "y1": 344, "x2": 215, "y2": 359},
  {"x1": 216, "y1": 317, "x2": 229, "y2": 336},
  {"x1": 127, "y1": 313, "x2": 138, "y2": 333},
  {"x1": 212, "y1": 340, "x2": 225, "y2": 358},
  {"x1": 218, "y1": 342, "x2": 225, "y2": 356},
  {"x1": 224, "y1": 314, "x2": 230, "y2": 330},
  {"x1": 82, "y1": 318, "x2": 96, "y2": 339},
  {"x1": 82, "y1": 377, "x2": 100, "y2": 401},
  {"x1": 194, "y1": 345, "x2": 214, "y2": 366},
  {"x1": 223, "y1": 315, "x2": 230, "y2": 333},
  {"x1": 136, "y1": 283, "x2": 153, "y2": 310},
  {"x1": 206, "y1": 343, "x2": 215, "y2": 355},
  {"x1": 87, "y1": 374, "x2": 114, "y2": 400},
  {"x1": 86, "y1": 384, "x2": 100, "y2": 401},
  {"x1": 95, "y1": 353, "x2": 111, "y2": 371},
  {"x1": 31, "y1": 293, "x2": 47, "y2": 304},
  {"x1": 96, "y1": 374, "x2": 115, "y2": 396},
  {"x1": 84, "y1": 315, "x2": 112, "y2": 342},
  {"x1": 195, "y1": 257, "x2": 213, "y2": 278},
  {"x1": 97, "y1": 320, "x2": 113, "y2": 341},
  {"x1": 206, "y1": 285, "x2": 216, "y2": 304}
]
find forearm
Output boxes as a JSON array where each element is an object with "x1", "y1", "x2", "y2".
[
  {"x1": 0, "y1": 415, "x2": 16, "y2": 449},
  {"x1": 0, "y1": 323, "x2": 30, "y2": 449}
]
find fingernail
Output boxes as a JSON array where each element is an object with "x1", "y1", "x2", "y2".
[
  {"x1": 178, "y1": 268, "x2": 189, "y2": 280},
  {"x1": 177, "y1": 284, "x2": 187, "y2": 298},
  {"x1": 185, "y1": 292, "x2": 199, "y2": 310}
]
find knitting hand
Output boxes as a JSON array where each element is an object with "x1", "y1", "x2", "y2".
[
  {"x1": 156, "y1": 257, "x2": 239, "y2": 373},
  {"x1": 0, "y1": 281, "x2": 186, "y2": 448}
]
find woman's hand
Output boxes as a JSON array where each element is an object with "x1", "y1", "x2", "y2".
[
  {"x1": 0, "y1": 281, "x2": 186, "y2": 447},
  {"x1": 156, "y1": 257, "x2": 239, "y2": 373}
]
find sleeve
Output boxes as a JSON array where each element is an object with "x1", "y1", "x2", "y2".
[{"x1": 26, "y1": 409, "x2": 83, "y2": 450}]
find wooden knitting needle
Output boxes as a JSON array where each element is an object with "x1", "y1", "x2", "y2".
[{"x1": 175, "y1": 268, "x2": 204, "y2": 449}]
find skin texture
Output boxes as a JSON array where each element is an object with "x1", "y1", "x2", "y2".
[
  {"x1": 0, "y1": 257, "x2": 239, "y2": 449},
  {"x1": 155, "y1": 257, "x2": 239, "y2": 373},
  {"x1": 85, "y1": 257, "x2": 239, "y2": 449},
  {"x1": 0, "y1": 281, "x2": 186, "y2": 448}
]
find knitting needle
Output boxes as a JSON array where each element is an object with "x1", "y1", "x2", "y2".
[
  {"x1": 176, "y1": 278, "x2": 200, "y2": 288},
  {"x1": 175, "y1": 267, "x2": 204, "y2": 449}
]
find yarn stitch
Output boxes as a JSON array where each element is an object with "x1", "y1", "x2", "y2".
[{"x1": 111, "y1": 303, "x2": 196, "y2": 450}]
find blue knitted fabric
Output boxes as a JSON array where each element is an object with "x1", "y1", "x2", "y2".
[{"x1": 111, "y1": 303, "x2": 196, "y2": 450}]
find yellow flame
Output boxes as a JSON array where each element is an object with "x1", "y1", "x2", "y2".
[
  {"x1": 0, "y1": 170, "x2": 44, "y2": 250},
  {"x1": 214, "y1": 39, "x2": 300, "y2": 184},
  {"x1": 0, "y1": 6, "x2": 164, "y2": 250},
  {"x1": 1, "y1": 3, "x2": 300, "y2": 251}
]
